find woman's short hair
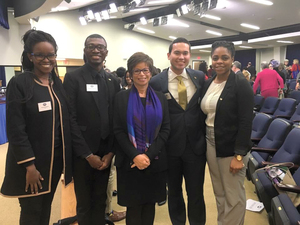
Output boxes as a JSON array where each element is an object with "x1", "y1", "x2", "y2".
[
  {"x1": 242, "y1": 70, "x2": 250, "y2": 81},
  {"x1": 211, "y1": 41, "x2": 235, "y2": 58},
  {"x1": 22, "y1": 29, "x2": 58, "y2": 71},
  {"x1": 127, "y1": 52, "x2": 154, "y2": 77}
]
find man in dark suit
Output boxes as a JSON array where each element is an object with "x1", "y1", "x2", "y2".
[
  {"x1": 150, "y1": 37, "x2": 206, "y2": 225},
  {"x1": 232, "y1": 61, "x2": 243, "y2": 77},
  {"x1": 63, "y1": 34, "x2": 120, "y2": 225}
]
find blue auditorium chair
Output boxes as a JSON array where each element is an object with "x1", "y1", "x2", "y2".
[
  {"x1": 253, "y1": 127, "x2": 300, "y2": 213},
  {"x1": 259, "y1": 97, "x2": 280, "y2": 115},
  {"x1": 248, "y1": 118, "x2": 291, "y2": 182},
  {"x1": 289, "y1": 90, "x2": 300, "y2": 105},
  {"x1": 289, "y1": 103, "x2": 300, "y2": 125},
  {"x1": 272, "y1": 98, "x2": 297, "y2": 119},
  {"x1": 254, "y1": 95, "x2": 265, "y2": 112},
  {"x1": 251, "y1": 113, "x2": 273, "y2": 144}
]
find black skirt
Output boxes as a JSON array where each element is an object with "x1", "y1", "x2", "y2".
[{"x1": 116, "y1": 166, "x2": 167, "y2": 207}]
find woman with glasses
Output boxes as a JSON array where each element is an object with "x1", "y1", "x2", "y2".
[
  {"x1": 113, "y1": 52, "x2": 170, "y2": 225},
  {"x1": 1, "y1": 29, "x2": 76, "y2": 225}
]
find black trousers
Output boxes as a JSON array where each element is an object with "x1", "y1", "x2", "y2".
[
  {"x1": 18, "y1": 145, "x2": 63, "y2": 225},
  {"x1": 167, "y1": 141, "x2": 206, "y2": 225},
  {"x1": 126, "y1": 203, "x2": 155, "y2": 225},
  {"x1": 73, "y1": 156, "x2": 110, "y2": 225}
]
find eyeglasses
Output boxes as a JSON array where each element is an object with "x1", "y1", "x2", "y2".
[
  {"x1": 133, "y1": 68, "x2": 150, "y2": 75},
  {"x1": 85, "y1": 44, "x2": 107, "y2": 52},
  {"x1": 31, "y1": 53, "x2": 57, "y2": 61}
]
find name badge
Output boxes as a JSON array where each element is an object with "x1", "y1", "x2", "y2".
[
  {"x1": 38, "y1": 101, "x2": 52, "y2": 112},
  {"x1": 164, "y1": 93, "x2": 172, "y2": 100},
  {"x1": 86, "y1": 84, "x2": 98, "y2": 92}
]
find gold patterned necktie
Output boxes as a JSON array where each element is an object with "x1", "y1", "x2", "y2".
[{"x1": 176, "y1": 76, "x2": 187, "y2": 110}]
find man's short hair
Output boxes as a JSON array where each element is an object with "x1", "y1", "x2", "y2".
[
  {"x1": 232, "y1": 61, "x2": 241, "y2": 69},
  {"x1": 261, "y1": 62, "x2": 269, "y2": 69},
  {"x1": 168, "y1": 37, "x2": 191, "y2": 54}
]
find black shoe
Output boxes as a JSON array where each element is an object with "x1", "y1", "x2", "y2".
[
  {"x1": 112, "y1": 190, "x2": 117, "y2": 196},
  {"x1": 157, "y1": 200, "x2": 166, "y2": 206}
]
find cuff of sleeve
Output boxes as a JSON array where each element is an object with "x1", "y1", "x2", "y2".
[{"x1": 22, "y1": 160, "x2": 35, "y2": 168}]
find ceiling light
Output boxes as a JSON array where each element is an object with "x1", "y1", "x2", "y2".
[
  {"x1": 169, "y1": 36, "x2": 177, "y2": 40},
  {"x1": 166, "y1": 19, "x2": 189, "y2": 27},
  {"x1": 94, "y1": 12, "x2": 102, "y2": 22},
  {"x1": 202, "y1": 14, "x2": 221, "y2": 20},
  {"x1": 140, "y1": 17, "x2": 147, "y2": 25},
  {"x1": 277, "y1": 40, "x2": 294, "y2": 44},
  {"x1": 232, "y1": 41, "x2": 243, "y2": 45},
  {"x1": 135, "y1": 0, "x2": 141, "y2": 5},
  {"x1": 109, "y1": 3, "x2": 118, "y2": 13},
  {"x1": 51, "y1": 7, "x2": 69, "y2": 12},
  {"x1": 239, "y1": 46, "x2": 253, "y2": 48},
  {"x1": 87, "y1": 10, "x2": 95, "y2": 20},
  {"x1": 191, "y1": 44, "x2": 212, "y2": 49},
  {"x1": 206, "y1": 30, "x2": 222, "y2": 36},
  {"x1": 153, "y1": 18, "x2": 160, "y2": 26},
  {"x1": 130, "y1": 8, "x2": 150, "y2": 12},
  {"x1": 241, "y1": 23, "x2": 260, "y2": 30},
  {"x1": 200, "y1": 50, "x2": 211, "y2": 52},
  {"x1": 168, "y1": 14, "x2": 174, "y2": 20},
  {"x1": 181, "y1": 4, "x2": 188, "y2": 14},
  {"x1": 176, "y1": 8, "x2": 182, "y2": 17},
  {"x1": 79, "y1": 16, "x2": 87, "y2": 25},
  {"x1": 216, "y1": 0, "x2": 228, "y2": 9},
  {"x1": 161, "y1": 16, "x2": 168, "y2": 25},
  {"x1": 148, "y1": 0, "x2": 176, "y2": 4},
  {"x1": 248, "y1": 0, "x2": 273, "y2": 6},
  {"x1": 209, "y1": 0, "x2": 218, "y2": 9},
  {"x1": 248, "y1": 32, "x2": 300, "y2": 43},
  {"x1": 137, "y1": 27, "x2": 155, "y2": 34},
  {"x1": 101, "y1": 10, "x2": 110, "y2": 20}
]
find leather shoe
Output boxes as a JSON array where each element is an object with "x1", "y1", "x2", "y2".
[{"x1": 107, "y1": 210, "x2": 126, "y2": 222}]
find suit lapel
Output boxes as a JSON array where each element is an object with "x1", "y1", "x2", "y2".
[
  {"x1": 216, "y1": 71, "x2": 235, "y2": 112},
  {"x1": 81, "y1": 65, "x2": 103, "y2": 114}
]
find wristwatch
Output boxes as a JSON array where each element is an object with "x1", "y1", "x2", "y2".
[{"x1": 235, "y1": 154, "x2": 243, "y2": 161}]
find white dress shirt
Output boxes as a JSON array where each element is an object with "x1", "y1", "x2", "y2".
[{"x1": 168, "y1": 68, "x2": 196, "y2": 104}]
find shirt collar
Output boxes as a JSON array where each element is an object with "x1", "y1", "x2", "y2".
[
  {"x1": 85, "y1": 63, "x2": 105, "y2": 78},
  {"x1": 168, "y1": 67, "x2": 188, "y2": 82}
]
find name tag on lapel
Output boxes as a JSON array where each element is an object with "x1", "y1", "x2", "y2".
[
  {"x1": 164, "y1": 93, "x2": 172, "y2": 100},
  {"x1": 38, "y1": 101, "x2": 52, "y2": 112},
  {"x1": 86, "y1": 84, "x2": 98, "y2": 92}
]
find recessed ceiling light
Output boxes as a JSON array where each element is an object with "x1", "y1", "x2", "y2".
[
  {"x1": 233, "y1": 41, "x2": 243, "y2": 45},
  {"x1": 51, "y1": 7, "x2": 69, "y2": 12},
  {"x1": 109, "y1": 3, "x2": 118, "y2": 13},
  {"x1": 130, "y1": 8, "x2": 150, "y2": 12},
  {"x1": 148, "y1": 0, "x2": 176, "y2": 4},
  {"x1": 248, "y1": 31, "x2": 300, "y2": 43},
  {"x1": 87, "y1": 10, "x2": 94, "y2": 20},
  {"x1": 239, "y1": 46, "x2": 253, "y2": 49},
  {"x1": 181, "y1": 4, "x2": 188, "y2": 14},
  {"x1": 94, "y1": 12, "x2": 102, "y2": 22},
  {"x1": 277, "y1": 40, "x2": 294, "y2": 44},
  {"x1": 79, "y1": 16, "x2": 87, "y2": 25},
  {"x1": 206, "y1": 30, "x2": 222, "y2": 36},
  {"x1": 191, "y1": 44, "x2": 212, "y2": 50},
  {"x1": 137, "y1": 27, "x2": 155, "y2": 34},
  {"x1": 241, "y1": 23, "x2": 260, "y2": 30},
  {"x1": 201, "y1": 14, "x2": 221, "y2": 20},
  {"x1": 248, "y1": 0, "x2": 273, "y2": 6},
  {"x1": 169, "y1": 36, "x2": 177, "y2": 40},
  {"x1": 101, "y1": 10, "x2": 110, "y2": 20},
  {"x1": 166, "y1": 19, "x2": 189, "y2": 27},
  {"x1": 200, "y1": 50, "x2": 211, "y2": 52},
  {"x1": 140, "y1": 17, "x2": 147, "y2": 25}
]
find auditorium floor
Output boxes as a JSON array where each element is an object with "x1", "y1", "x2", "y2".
[{"x1": 0, "y1": 142, "x2": 268, "y2": 225}]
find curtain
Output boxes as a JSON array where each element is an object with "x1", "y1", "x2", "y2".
[
  {"x1": 234, "y1": 49, "x2": 256, "y2": 70},
  {"x1": 0, "y1": 0, "x2": 9, "y2": 29},
  {"x1": 286, "y1": 44, "x2": 300, "y2": 66},
  {"x1": 0, "y1": 67, "x2": 6, "y2": 87}
]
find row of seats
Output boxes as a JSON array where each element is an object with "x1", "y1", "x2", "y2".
[{"x1": 247, "y1": 110, "x2": 300, "y2": 224}]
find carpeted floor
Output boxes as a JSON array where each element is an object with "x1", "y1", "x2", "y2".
[{"x1": 0, "y1": 142, "x2": 268, "y2": 225}]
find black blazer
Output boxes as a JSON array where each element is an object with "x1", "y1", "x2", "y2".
[
  {"x1": 149, "y1": 68, "x2": 206, "y2": 156},
  {"x1": 63, "y1": 64, "x2": 120, "y2": 157},
  {"x1": 202, "y1": 70, "x2": 254, "y2": 157},
  {"x1": 1, "y1": 72, "x2": 73, "y2": 197},
  {"x1": 113, "y1": 88, "x2": 170, "y2": 172}
]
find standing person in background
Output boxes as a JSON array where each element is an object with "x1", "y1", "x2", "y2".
[
  {"x1": 1, "y1": 29, "x2": 75, "y2": 225},
  {"x1": 231, "y1": 61, "x2": 243, "y2": 77},
  {"x1": 199, "y1": 61, "x2": 208, "y2": 80},
  {"x1": 253, "y1": 62, "x2": 284, "y2": 98},
  {"x1": 114, "y1": 52, "x2": 170, "y2": 225},
  {"x1": 246, "y1": 61, "x2": 256, "y2": 77},
  {"x1": 291, "y1": 59, "x2": 300, "y2": 79},
  {"x1": 207, "y1": 65, "x2": 215, "y2": 78},
  {"x1": 150, "y1": 37, "x2": 206, "y2": 225},
  {"x1": 63, "y1": 34, "x2": 120, "y2": 225},
  {"x1": 201, "y1": 41, "x2": 253, "y2": 225},
  {"x1": 123, "y1": 70, "x2": 133, "y2": 90}
]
